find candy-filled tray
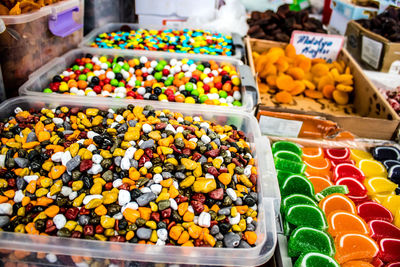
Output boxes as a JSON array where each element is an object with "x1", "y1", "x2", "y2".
[
  {"x1": 19, "y1": 48, "x2": 258, "y2": 113},
  {"x1": 0, "y1": 96, "x2": 278, "y2": 267},
  {"x1": 81, "y1": 23, "x2": 245, "y2": 60},
  {"x1": 269, "y1": 137, "x2": 400, "y2": 267}
]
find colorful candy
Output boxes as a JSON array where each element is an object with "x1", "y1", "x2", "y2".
[
  {"x1": 43, "y1": 54, "x2": 243, "y2": 106},
  {"x1": 90, "y1": 27, "x2": 235, "y2": 56}
]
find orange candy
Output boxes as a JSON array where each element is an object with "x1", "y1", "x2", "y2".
[
  {"x1": 302, "y1": 147, "x2": 324, "y2": 160},
  {"x1": 342, "y1": 261, "x2": 374, "y2": 267},
  {"x1": 319, "y1": 193, "x2": 357, "y2": 217},
  {"x1": 334, "y1": 233, "x2": 379, "y2": 264},
  {"x1": 308, "y1": 176, "x2": 332, "y2": 193},
  {"x1": 304, "y1": 157, "x2": 332, "y2": 178},
  {"x1": 327, "y1": 211, "x2": 370, "y2": 237}
]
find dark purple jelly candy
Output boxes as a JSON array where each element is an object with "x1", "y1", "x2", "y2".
[
  {"x1": 384, "y1": 160, "x2": 400, "y2": 170},
  {"x1": 372, "y1": 146, "x2": 400, "y2": 162},
  {"x1": 388, "y1": 165, "x2": 400, "y2": 185}
]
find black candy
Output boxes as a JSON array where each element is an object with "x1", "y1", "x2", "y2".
[
  {"x1": 388, "y1": 165, "x2": 400, "y2": 185},
  {"x1": 372, "y1": 146, "x2": 400, "y2": 162},
  {"x1": 383, "y1": 160, "x2": 400, "y2": 170}
]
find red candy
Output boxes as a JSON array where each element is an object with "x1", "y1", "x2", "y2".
[
  {"x1": 369, "y1": 220, "x2": 400, "y2": 242},
  {"x1": 379, "y1": 238, "x2": 400, "y2": 262},
  {"x1": 357, "y1": 202, "x2": 394, "y2": 223},
  {"x1": 333, "y1": 163, "x2": 366, "y2": 182}
]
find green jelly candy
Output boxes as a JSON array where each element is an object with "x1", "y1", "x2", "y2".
[
  {"x1": 232, "y1": 100, "x2": 242, "y2": 106},
  {"x1": 281, "y1": 194, "x2": 318, "y2": 214},
  {"x1": 274, "y1": 150, "x2": 302, "y2": 162},
  {"x1": 277, "y1": 170, "x2": 304, "y2": 186},
  {"x1": 274, "y1": 157, "x2": 306, "y2": 174},
  {"x1": 288, "y1": 227, "x2": 335, "y2": 257},
  {"x1": 272, "y1": 141, "x2": 302, "y2": 156},
  {"x1": 294, "y1": 252, "x2": 340, "y2": 267},
  {"x1": 284, "y1": 219, "x2": 296, "y2": 236},
  {"x1": 285, "y1": 204, "x2": 328, "y2": 231},
  {"x1": 315, "y1": 185, "x2": 349, "y2": 202},
  {"x1": 281, "y1": 175, "x2": 315, "y2": 198},
  {"x1": 43, "y1": 88, "x2": 52, "y2": 93}
]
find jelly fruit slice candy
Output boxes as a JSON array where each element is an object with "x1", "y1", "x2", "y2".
[
  {"x1": 357, "y1": 159, "x2": 387, "y2": 179},
  {"x1": 379, "y1": 238, "x2": 400, "y2": 262},
  {"x1": 272, "y1": 141, "x2": 302, "y2": 156},
  {"x1": 281, "y1": 194, "x2": 318, "y2": 214},
  {"x1": 357, "y1": 201, "x2": 394, "y2": 223},
  {"x1": 342, "y1": 261, "x2": 374, "y2": 267},
  {"x1": 285, "y1": 204, "x2": 328, "y2": 231},
  {"x1": 395, "y1": 209, "x2": 400, "y2": 228},
  {"x1": 280, "y1": 174, "x2": 315, "y2": 198},
  {"x1": 284, "y1": 219, "x2": 296, "y2": 236},
  {"x1": 372, "y1": 146, "x2": 400, "y2": 162},
  {"x1": 274, "y1": 150, "x2": 302, "y2": 162},
  {"x1": 372, "y1": 192, "x2": 396, "y2": 204},
  {"x1": 384, "y1": 159, "x2": 400, "y2": 170},
  {"x1": 276, "y1": 170, "x2": 304, "y2": 187},
  {"x1": 304, "y1": 157, "x2": 332, "y2": 177},
  {"x1": 335, "y1": 177, "x2": 368, "y2": 203},
  {"x1": 319, "y1": 193, "x2": 357, "y2": 217},
  {"x1": 369, "y1": 220, "x2": 400, "y2": 242},
  {"x1": 388, "y1": 165, "x2": 400, "y2": 184},
  {"x1": 274, "y1": 157, "x2": 306, "y2": 174},
  {"x1": 288, "y1": 227, "x2": 335, "y2": 257},
  {"x1": 387, "y1": 262, "x2": 400, "y2": 267},
  {"x1": 325, "y1": 148, "x2": 350, "y2": 161},
  {"x1": 333, "y1": 163, "x2": 365, "y2": 182},
  {"x1": 294, "y1": 252, "x2": 340, "y2": 267},
  {"x1": 308, "y1": 176, "x2": 333, "y2": 194},
  {"x1": 315, "y1": 185, "x2": 349, "y2": 202},
  {"x1": 331, "y1": 159, "x2": 355, "y2": 169},
  {"x1": 302, "y1": 147, "x2": 324, "y2": 160},
  {"x1": 350, "y1": 149, "x2": 373, "y2": 163},
  {"x1": 364, "y1": 176, "x2": 398, "y2": 196},
  {"x1": 334, "y1": 233, "x2": 379, "y2": 264},
  {"x1": 382, "y1": 195, "x2": 400, "y2": 215},
  {"x1": 327, "y1": 210, "x2": 370, "y2": 237}
]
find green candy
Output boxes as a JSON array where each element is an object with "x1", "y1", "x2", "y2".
[
  {"x1": 122, "y1": 63, "x2": 130, "y2": 71},
  {"x1": 294, "y1": 252, "x2": 340, "y2": 267},
  {"x1": 191, "y1": 89, "x2": 199, "y2": 96},
  {"x1": 72, "y1": 65, "x2": 79, "y2": 71},
  {"x1": 164, "y1": 79, "x2": 172, "y2": 86},
  {"x1": 196, "y1": 64, "x2": 205, "y2": 71},
  {"x1": 118, "y1": 82, "x2": 125, "y2": 87},
  {"x1": 274, "y1": 150, "x2": 302, "y2": 163},
  {"x1": 113, "y1": 64, "x2": 122, "y2": 73},
  {"x1": 110, "y1": 79, "x2": 119, "y2": 86},
  {"x1": 272, "y1": 141, "x2": 303, "y2": 156},
  {"x1": 78, "y1": 74, "x2": 87, "y2": 81},
  {"x1": 199, "y1": 95, "x2": 209, "y2": 103},
  {"x1": 232, "y1": 100, "x2": 242, "y2": 106},
  {"x1": 219, "y1": 91, "x2": 228, "y2": 98},
  {"x1": 155, "y1": 64, "x2": 164, "y2": 72},
  {"x1": 43, "y1": 88, "x2": 52, "y2": 93},
  {"x1": 280, "y1": 175, "x2": 315, "y2": 198},
  {"x1": 288, "y1": 227, "x2": 335, "y2": 257},
  {"x1": 315, "y1": 185, "x2": 349, "y2": 202},
  {"x1": 159, "y1": 60, "x2": 167, "y2": 66},
  {"x1": 85, "y1": 63, "x2": 93, "y2": 70},
  {"x1": 284, "y1": 220, "x2": 296, "y2": 236},
  {"x1": 274, "y1": 157, "x2": 306, "y2": 174},
  {"x1": 281, "y1": 194, "x2": 318, "y2": 214},
  {"x1": 135, "y1": 80, "x2": 142, "y2": 86},
  {"x1": 276, "y1": 170, "x2": 304, "y2": 187},
  {"x1": 285, "y1": 204, "x2": 328, "y2": 231},
  {"x1": 154, "y1": 72, "x2": 163, "y2": 81},
  {"x1": 185, "y1": 82, "x2": 194, "y2": 92}
]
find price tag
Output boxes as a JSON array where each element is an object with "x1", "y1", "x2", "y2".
[
  {"x1": 361, "y1": 35, "x2": 383, "y2": 69},
  {"x1": 290, "y1": 31, "x2": 345, "y2": 63},
  {"x1": 259, "y1": 116, "x2": 303, "y2": 138}
]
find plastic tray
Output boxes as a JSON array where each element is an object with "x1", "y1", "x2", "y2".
[
  {"x1": 80, "y1": 23, "x2": 245, "y2": 61},
  {"x1": 0, "y1": 95, "x2": 279, "y2": 267},
  {"x1": 0, "y1": 0, "x2": 83, "y2": 98},
  {"x1": 84, "y1": 0, "x2": 136, "y2": 34},
  {"x1": 18, "y1": 47, "x2": 259, "y2": 113}
]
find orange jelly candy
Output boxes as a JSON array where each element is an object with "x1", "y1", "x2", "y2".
[
  {"x1": 319, "y1": 193, "x2": 357, "y2": 217},
  {"x1": 308, "y1": 176, "x2": 333, "y2": 193},
  {"x1": 304, "y1": 157, "x2": 332, "y2": 178},
  {"x1": 334, "y1": 233, "x2": 379, "y2": 264},
  {"x1": 327, "y1": 210, "x2": 370, "y2": 237}
]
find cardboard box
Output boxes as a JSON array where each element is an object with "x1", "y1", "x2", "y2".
[
  {"x1": 345, "y1": 20, "x2": 400, "y2": 74},
  {"x1": 246, "y1": 37, "x2": 400, "y2": 139}
]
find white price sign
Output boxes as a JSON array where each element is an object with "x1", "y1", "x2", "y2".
[{"x1": 290, "y1": 31, "x2": 345, "y2": 63}]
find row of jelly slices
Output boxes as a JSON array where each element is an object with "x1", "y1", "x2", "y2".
[{"x1": 272, "y1": 141, "x2": 400, "y2": 266}]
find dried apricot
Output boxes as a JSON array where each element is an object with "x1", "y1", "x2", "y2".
[
  {"x1": 285, "y1": 44, "x2": 297, "y2": 58},
  {"x1": 266, "y1": 75, "x2": 277, "y2": 87},
  {"x1": 336, "y1": 84, "x2": 353, "y2": 92},
  {"x1": 322, "y1": 85, "x2": 336, "y2": 99},
  {"x1": 260, "y1": 64, "x2": 277, "y2": 79},
  {"x1": 275, "y1": 91, "x2": 293, "y2": 104},
  {"x1": 287, "y1": 67, "x2": 305, "y2": 80},
  {"x1": 276, "y1": 57, "x2": 289, "y2": 72},
  {"x1": 258, "y1": 83, "x2": 270, "y2": 94},
  {"x1": 333, "y1": 90, "x2": 349, "y2": 105},
  {"x1": 311, "y1": 63, "x2": 329, "y2": 77},
  {"x1": 317, "y1": 75, "x2": 335, "y2": 91},
  {"x1": 336, "y1": 74, "x2": 353, "y2": 83},
  {"x1": 303, "y1": 79, "x2": 316, "y2": 90},
  {"x1": 290, "y1": 81, "x2": 306, "y2": 96},
  {"x1": 305, "y1": 89, "x2": 323, "y2": 99},
  {"x1": 276, "y1": 75, "x2": 295, "y2": 91}
]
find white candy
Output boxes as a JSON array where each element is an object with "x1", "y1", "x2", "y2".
[
  {"x1": 47, "y1": 192, "x2": 57, "y2": 200},
  {"x1": 51, "y1": 151, "x2": 64, "y2": 162},
  {"x1": 244, "y1": 165, "x2": 252, "y2": 177},
  {"x1": 142, "y1": 123, "x2": 152, "y2": 133},
  {"x1": 120, "y1": 157, "x2": 131, "y2": 170},
  {"x1": 53, "y1": 214, "x2": 67, "y2": 229},
  {"x1": 0, "y1": 155, "x2": 5, "y2": 168},
  {"x1": 246, "y1": 217, "x2": 253, "y2": 224},
  {"x1": 76, "y1": 262, "x2": 89, "y2": 267},
  {"x1": 176, "y1": 126, "x2": 184, "y2": 133},
  {"x1": 53, "y1": 118, "x2": 64, "y2": 125},
  {"x1": 153, "y1": 173, "x2": 163, "y2": 183},
  {"x1": 226, "y1": 96, "x2": 234, "y2": 104},
  {"x1": 150, "y1": 60, "x2": 158, "y2": 68},
  {"x1": 144, "y1": 161, "x2": 153, "y2": 169},
  {"x1": 170, "y1": 198, "x2": 178, "y2": 210},
  {"x1": 201, "y1": 135, "x2": 211, "y2": 144},
  {"x1": 87, "y1": 164, "x2": 103, "y2": 175},
  {"x1": 61, "y1": 186, "x2": 72, "y2": 197},
  {"x1": 181, "y1": 64, "x2": 189, "y2": 72},
  {"x1": 226, "y1": 188, "x2": 237, "y2": 201},
  {"x1": 87, "y1": 131, "x2": 99, "y2": 140},
  {"x1": 92, "y1": 154, "x2": 103, "y2": 164},
  {"x1": 69, "y1": 191, "x2": 78, "y2": 200},
  {"x1": 137, "y1": 87, "x2": 146, "y2": 95},
  {"x1": 87, "y1": 144, "x2": 97, "y2": 152},
  {"x1": 140, "y1": 187, "x2": 151, "y2": 194},
  {"x1": 122, "y1": 202, "x2": 139, "y2": 213},
  {"x1": 157, "y1": 228, "x2": 168, "y2": 241},
  {"x1": 46, "y1": 254, "x2": 57, "y2": 263},
  {"x1": 205, "y1": 173, "x2": 214, "y2": 179},
  {"x1": 112, "y1": 212, "x2": 123, "y2": 220},
  {"x1": 150, "y1": 184, "x2": 162, "y2": 194},
  {"x1": 229, "y1": 213, "x2": 241, "y2": 225},
  {"x1": 13, "y1": 190, "x2": 24, "y2": 203},
  {"x1": 118, "y1": 190, "x2": 131, "y2": 206},
  {"x1": 115, "y1": 115, "x2": 124, "y2": 123},
  {"x1": 61, "y1": 151, "x2": 72, "y2": 166},
  {"x1": 24, "y1": 175, "x2": 39, "y2": 183},
  {"x1": 83, "y1": 195, "x2": 103, "y2": 205},
  {"x1": 184, "y1": 71, "x2": 192, "y2": 78},
  {"x1": 140, "y1": 56, "x2": 148, "y2": 63},
  {"x1": 233, "y1": 91, "x2": 241, "y2": 100},
  {"x1": 156, "y1": 240, "x2": 166, "y2": 246},
  {"x1": 124, "y1": 147, "x2": 137, "y2": 159},
  {"x1": 188, "y1": 138, "x2": 198, "y2": 143},
  {"x1": 106, "y1": 71, "x2": 115, "y2": 80},
  {"x1": 0, "y1": 203, "x2": 12, "y2": 215},
  {"x1": 198, "y1": 212, "x2": 211, "y2": 227},
  {"x1": 101, "y1": 91, "x2": 111, "y2": 97},
  {"x1": 188, "y1": 206, "x2": 194, "y2": 214},
  {"x1": 170, "y1": 59, "x2": 178, "y2": 66},
  {"x1": 165, "y1": 124, "x2": 176, "y2": 133}
]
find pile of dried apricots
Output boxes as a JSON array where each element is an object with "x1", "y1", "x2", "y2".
[{"x1": 252, "y1": 44, "x2": 354, "y2": 105}]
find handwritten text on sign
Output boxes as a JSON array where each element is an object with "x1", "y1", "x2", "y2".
[{"x1": 290, "y1": 31, "x2": 345, "y2": 63}]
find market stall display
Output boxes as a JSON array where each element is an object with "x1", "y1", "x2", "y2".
[
  {"x1": 0, "y1": 96, "x2": 279, "y2": 266},
  {"x1": 18, "y1": 48, "x2": 258, "y2": 112},
  {"x1": 82, "y1": 23, "x2": 244, "y2": 60},
  {"x1": 0, "y1": 0, "x2": 64, "y2": 14},
  {"x1": 0, "y1": 0, "x2": 84, "y2": 98}
]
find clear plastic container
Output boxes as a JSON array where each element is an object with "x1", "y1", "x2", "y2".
[
  {"x1": 0, "y1": 0, "x2": 84, "y2": 98},
  {"x1": 84, "y1": 0, "x2": 136, "y2": 34},
  {"x1": 0, "y1": 95, "x2": 279, "y2": 266},
  {"x1": 18, "y1": 47, "x2": 259, "y2": 113},
  {"x1": 80, "y1": 23, "x2": 245, "y2": 61}
]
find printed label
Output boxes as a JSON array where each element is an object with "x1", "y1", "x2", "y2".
[
  {"x1": 389, "y1": 60, "x2": 400, "y2": 75},
  {"x1": 290, "y1": 31, "x2": 345, "y2": 63},
  {"x1": 361, "y1": 35, "x2": 383, "y2": 69},
  {"x1": 259, "y1": 116, "x2": 303, "y2": 138}
]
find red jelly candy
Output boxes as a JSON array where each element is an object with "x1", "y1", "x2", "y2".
[
  {"x1": 357, "y1": 202, "x2": 394, "y2": 223},
  {"x1": 387, "y1": 262, "x2": 400, "y2": 267},
  {"x1": 371, "y1": 257, "x2": 384, "y2": 267},
  {"x1": 333, "y1": 163, "x2": 365, "y2": 182},
  {"x1": 369, "y1": 220, "x2": 400, "y2": 242},
  {"x1": 325, "y1": 148, "x2": 350, "y2": 161},
  {"x1": 331, "y1": 159, "x2": 356, "y2": 169},
  {"x1": 379, "y1": 238, "x2": 400, "y2": 262}
]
